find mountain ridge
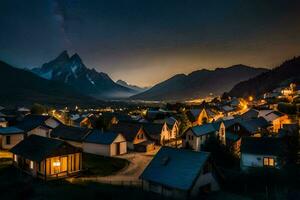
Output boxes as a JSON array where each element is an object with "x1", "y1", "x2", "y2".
[
  {"x1": 228, "y1": 56, "x2": 300, "y2": 97},
  {"x1": 32, "y1": 51, "x2": 138, "y2": 99},
  {"x1": 131, "y1": 64, "x2": 268, "y2": 101}
]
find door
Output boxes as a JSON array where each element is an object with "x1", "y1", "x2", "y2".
[{"x1": 115, "y1": 143, "x2": 120, "y2": 155}]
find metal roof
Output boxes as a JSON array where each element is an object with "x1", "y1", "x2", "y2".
[
  {"x1": 84, "y1": 130, "x2": 120, "y2": 145},
  {"x1": 140, "y1": 147, "x2": 210, "y2": 190}
]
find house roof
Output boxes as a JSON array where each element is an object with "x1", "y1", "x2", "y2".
[
  {"x1": 50, "y1": 124, "x2": 91, "y2": 142},
  {"x1": 109, "y1": 121, "x2": 143, "y2": 142},
  {"x1": 190, "y1": 123, "x2": 217, "y2": 136},
  {"x1": 10, "y1": 135, "x2": 81, "y2": 162},
  {"x1": 142, "y1": 123, "x2": 165, "y2": 140},
  {"x1": 239, "y1": 117, "x2": 269, "y2": 133},
  {"x1": 241, "y1": 137, "x2": 284, "y2": 156},
  {"x1": 240, "y1": 109, "x2": 259, "y2": 120},
  {"x1": 140, "y1": 147, "x2": 210, "y2": 191},
  {"x1": 15, "y1": 115, "x2": 53, "y2": 132},
  {"x1": 84, "y1": 130, "x2": 120, "y2": 145},
  {"x1": 0, "y1": 127, "x2": 24, "y2": 135}
]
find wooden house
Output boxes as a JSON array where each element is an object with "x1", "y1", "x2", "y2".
[
  {"x1": 16, "y1": 115, "x2": 61, "y2": 138},
  {"x1": 83, "y1": 130, "x2": 127, "y2": 156},
  {"x1": 258, "y1": 110, "x2": 290, "y2": 133},
  {"x1": 143, "y1": 122, "x2": 173, "y2": 145},
  {"x1": 10, "y1": 135, "x2": 82, "y2": 180},
  {"x1": 0, "y1": 127, "x2": 25, "y2": 150},
  {"x1": 182, "y1": 123, "x2": 217, "y2": 151},
  {"x1": 240, "y1": 137, "x2": 285, "y2": 171},
  {"x1": 140, "y1": 147, "x2": 219, "y2": 199},
  {"x1": 186, "y1": 108, "x2": 212, "y2": 126},
  {"x1": 109, "y1": 121, "x2": 149, "y2": 151}
]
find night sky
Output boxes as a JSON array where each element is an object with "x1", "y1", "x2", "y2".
[{"x1": 1, "y1": 0, "x2": 300, "y2": 87}]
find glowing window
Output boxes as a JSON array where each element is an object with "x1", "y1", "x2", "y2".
[
  {"x1": 53, "y1": 161, "x2": 61, "y2": 167},
  {"x1": 30, "y1": 161, "x2": 34, "y2": 169},
  {"x1": 263, "y1": 157, "x2": 275, "y2": 167},
  {"x1": 14, "y1": 155, "x2": 17, "y2": 162}
]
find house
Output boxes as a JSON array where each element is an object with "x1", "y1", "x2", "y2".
[
  {"x1": 100, "y1": 112, "x2": 132, "y2": 126},
  {"x1": 143, "y1": 122, "x2": 172, "y2": 145},
  {"x1": 140, "y1": 147, "x2": 219, "y2": 199},
  {"x1": 240, "y1": 137, "x2": 285, "y2": 171},
  {"x1": 182, "y1": 123, "x2": 218, "y2": 151},
  {"x1": 10, "y1": 135, "x2": 82, "y2": 180},
  {"x1": 186, "y1": 108, "x2": 214, "y2": 126},
  {"x1": 50, "y1": 124, "x2": 91, "y2": 148},
  {"x1": 0, "y1": 117, "x2": 8, "y2": 127},
  {"x1": 154, "y1": 117, "x2": 180, "y2": 139},
  {"x1": 109, "y1": 121, "x2": 148, "y2": 150},
  {"x1": 0, "y1": 127, "x2": 25, "y2": 150},
  {"x1": 258, "y1": 110, "x2": 290, "y2": 133},
  {"x1": 15, "y1": 115, "x2": 61, "y2": 137},
  {"x1": 83, "y1": 130, "x2": 127, "y2": 156},
  {"x1": 71, "y1": 114, "x2": 98, "y2": 128}
]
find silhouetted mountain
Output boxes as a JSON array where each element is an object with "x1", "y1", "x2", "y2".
[
  {"x1": 229, "y1": 57, "x2": 300, "y2": 97},
  {"x1": 131, "y1": 65, "x2": 267, "y2": 101},
  {"x1": 32, "y1": 51, "x2": 137, "y2": 99},
  {"x1": 0, "y1": 60, "x2": 102, "y2": 106},
  {"x1": 116, "y1": 80, "x2": 149, "y2": 92}
]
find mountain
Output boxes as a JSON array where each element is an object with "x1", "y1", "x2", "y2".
[
  {"x1": 131, "y1": 65, "x2": 267, "y2": 101},
  {"x1": 228, "y1": 57, "x2": 300, "y2": 97},
  {"x1": 32, "y1": 51, "x2": 137, "y2": 99},
  {"x1": 116, "y1": 80, "x2": 149, "y2": 92},
  {"x1": 0, "y1": 60, "x2": 103, "y2": 106}
]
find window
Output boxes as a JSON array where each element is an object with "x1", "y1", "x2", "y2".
[
  {"x1": 14, "y1": 155, "x2": 17, "y2": 162},
  {"x1": 6, "y1": 136, "x2": 11, "y2": 145},
  {"x1": 30, "y1": 161, "x2": 34, "y2": 169},
  {"x1": 263, "y1": 157, "x2": 275, "y2": 167}
]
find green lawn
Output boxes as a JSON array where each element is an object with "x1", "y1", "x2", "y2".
[{"x1": 82, "y1": 153, "x2": 129, "y2": 176}]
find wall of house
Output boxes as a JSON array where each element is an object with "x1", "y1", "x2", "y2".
[
  {"x1": 190, "y1": 172, "x2": 220, "y2": 197},
  {"x1": 110, "y1": 134, "x2": 127, "y2": 155},
  {"x1": 142, "y1": 180, "x2": 187, "y2": 199},
  {"x1": 28, "y1": 127, "x2": 49, "y2": 138},
  {"x1": 1, "y1": 134, "x2": 24, "y2": 150},
  {"x1": 182, "y1": 129, "x2": 199, "y2": 151},
  {"x1": 83, "y1": 143, "x2": 110, "y2": 156},
  {"x1": 133, "y1": 129, "x2": 147, "y2": 145},
  {"x1": 240, "y1": 153, "x2": 279, "y2": 171},
  {"x1": 160, "y1": 123, "x2": 172, "y2": 144},
  {"x1": 0, "y1": 121, "x2": 8, "y2": 127}
]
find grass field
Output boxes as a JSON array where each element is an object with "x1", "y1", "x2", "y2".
[{"x1": 82, "y1": 153, "x2": 129, "y2": 176}]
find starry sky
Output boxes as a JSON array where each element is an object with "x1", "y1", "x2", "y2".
[{"x1": 0, "y1": 0, "x2": 300, "y2": 87}]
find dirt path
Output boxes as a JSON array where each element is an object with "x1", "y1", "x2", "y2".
[{"x1": 68, "y1": 151, "x2": 156, "y2": 184}]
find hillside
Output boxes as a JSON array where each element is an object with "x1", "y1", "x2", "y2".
[
  {"x1": 228, "y1": 57, "x2": 300, "y2": 97},
  {"x1": 131, "y1": 65, "x2": 267, "y2": 101},
  {"x1": 0, "y1": 60, "x2": 102, "y2": 106}
]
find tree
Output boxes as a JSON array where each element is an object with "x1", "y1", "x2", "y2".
[{"x1": 30, "y1": 103, "x2": 47, "y2": 115}]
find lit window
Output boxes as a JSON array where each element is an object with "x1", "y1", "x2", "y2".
[
  {"x1": 14, "y1": 155, "x2": 17, "y2": 162},
  {"x1": 30, "y1": 161, "x2": 34, "y2": 169},
  {"x1": 263, "y1": 157, "x2": 275, "y2": 167},
  {"x1": 53, "y1": 161, "x2": 61, "y2": 167}
]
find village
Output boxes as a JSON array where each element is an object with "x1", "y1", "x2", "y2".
[{"x1": 0, "y1": 83, "x2": 299, "y2": 200}]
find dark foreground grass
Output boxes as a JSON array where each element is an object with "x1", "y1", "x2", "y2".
[
  {"x1": 0, "y1": 164, "x2": 162, "y2": 200},
  {"x1": 82, "y1": 153, "x2": 129, "y2": 176}
]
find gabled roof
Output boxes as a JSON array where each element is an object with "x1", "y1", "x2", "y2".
[
  {"x1": 239, "y1": 117, "x2": 269, "y2": 133},
  {"x1": 142, "y1": 123, "x2": 165, "y2": 140},
  {"x1": 240, "y1": 109, "x2": 259, "y2": 120},
  {"x1": 10, "y1": 135, "x2": 81, "y2": 162},
  {"x1": 140, "y1": 147, "x2": 210, "y2": 191},
  {"x1": 190, "y1": 123, "x2": 217, "y2": 136},
  {"x1": 84, "y1": 130, "x2": 120, "y2": 145},
  {"x1": 241, "y1": 137, "x2": 284, "y2": 156},
  {"x1": 50, "y1": 124, "x2": 91, "y2": 142},
  {"x1": 15, "y1": 115, "x2": 54, "y2": 132},
  {"x1": 0, "y1": 127, "x2": 24, "y2": 135},
  {"x1": 109, "y1": 121, "x2": 143, "y2": 142}
]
